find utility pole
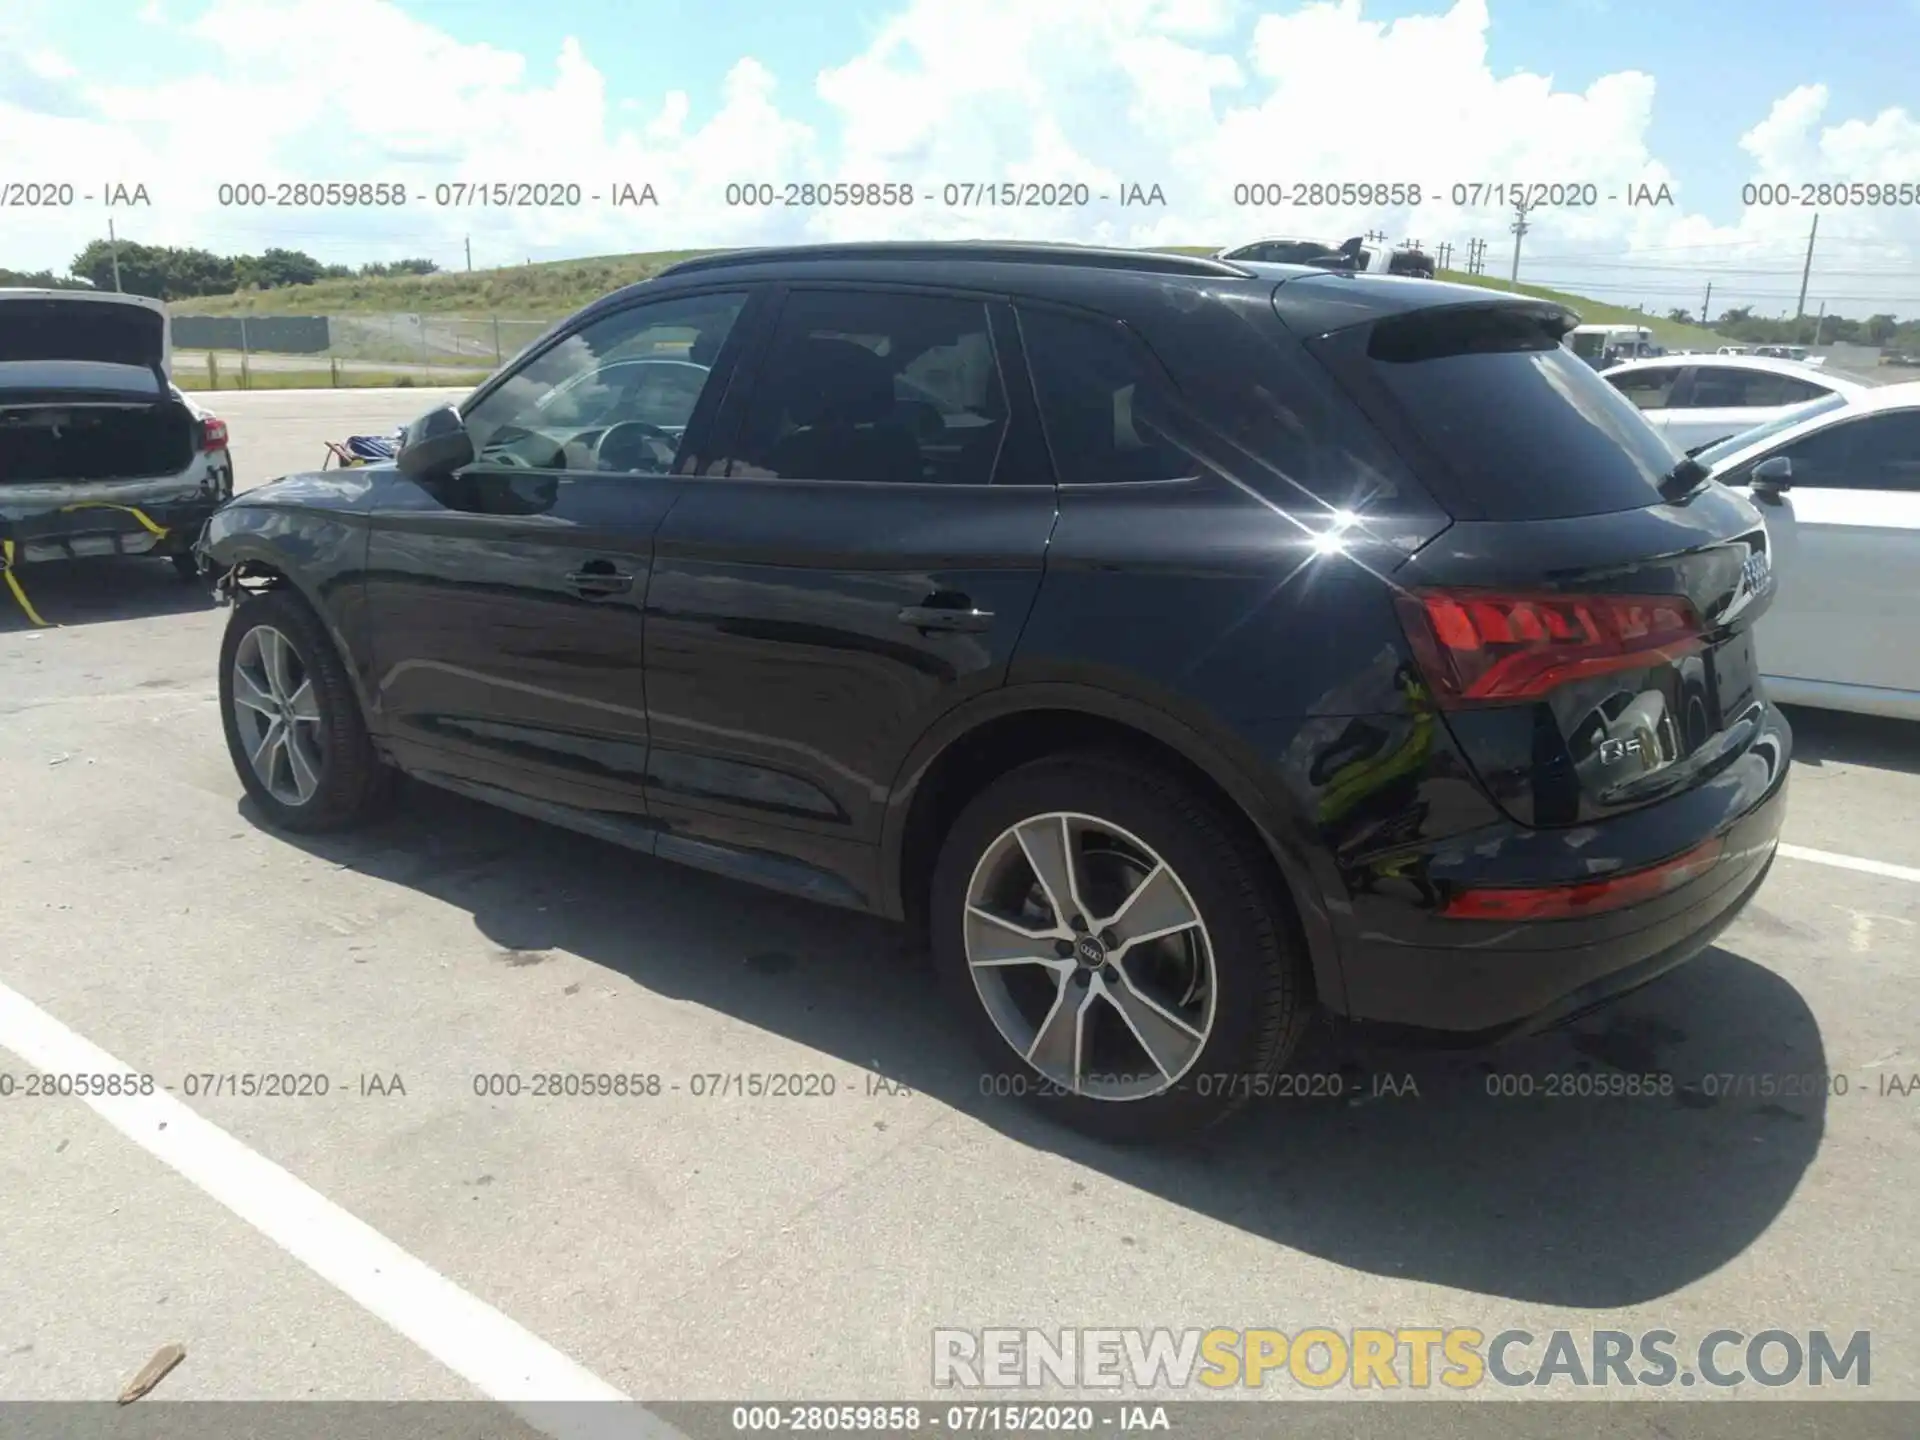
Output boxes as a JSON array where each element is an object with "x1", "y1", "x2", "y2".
[
  {"x1": 1794, "y1": 213, "x2": 1818, "y2": 319},
  {"x1": 1700, "y1": 281, "x2": 1712, "y2": 327},
  {"x1": 107, "y1": 217, "x2": 123, "y2": 292},
  {"x1": 1508, "y1": 199, "x2": 1533, "y2": 285},
  {"x1": 465, "y1": 235, "x2": 472, "y2": 272},
  {"x1": 1812, "y1": 300, "x2": 1827, "y2": 347}
]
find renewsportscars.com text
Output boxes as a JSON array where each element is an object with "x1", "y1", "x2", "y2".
[{"x1": 932, "y1": 1327, "x2": 1870, "y2": 1391}]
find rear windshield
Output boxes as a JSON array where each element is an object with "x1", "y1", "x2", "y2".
[{"x1": 1306, "y1": 305, "x2": 1685, "y2": 521}]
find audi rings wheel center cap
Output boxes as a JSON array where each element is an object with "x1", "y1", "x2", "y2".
[{"x1": 1073, "y1": 935, "x2": 1107, "y2": 969}]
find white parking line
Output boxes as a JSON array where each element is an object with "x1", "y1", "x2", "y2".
[
  {"x1": 1779, "y1": 843, "x2": 1920, "y2": 887},
  {"x1": 0, "y1": 978, "x2": 685, "y2": 1439}
]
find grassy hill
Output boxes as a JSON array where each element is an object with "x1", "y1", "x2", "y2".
[
  {"x1": 169, "y1": 244, "x2": 1726, "y2": 348},
  {"x1": 168, "y1": 250, "x2": 714, "y2": 320}
]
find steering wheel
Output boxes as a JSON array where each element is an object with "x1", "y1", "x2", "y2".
[{"x1": 593, "y1": 421, "x2": 679, "y2": 474}]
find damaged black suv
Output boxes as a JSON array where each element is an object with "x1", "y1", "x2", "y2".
[{"x1": 198, "y1": 242, "x2": 1790, "y2": 1144}]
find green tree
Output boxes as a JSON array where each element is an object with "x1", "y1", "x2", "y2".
[{"x1": 0, "y1": 266, "x2": 93, "y2": 290}]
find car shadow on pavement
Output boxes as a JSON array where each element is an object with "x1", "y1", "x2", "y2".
[
  {"x1": 1777, "y1": 704, "x2": 1920, "y2": 777},
  {"x1": 254, "y1": 778, "x2": 1825, "y2": 1311},
  {"x1": 0, "y1": 556, "x2": 216, "y2": 632}
]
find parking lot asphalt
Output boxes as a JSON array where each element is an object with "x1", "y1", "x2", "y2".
[{"x1": 1, "y1": 390, "x2": 1917, "y2": 1418}]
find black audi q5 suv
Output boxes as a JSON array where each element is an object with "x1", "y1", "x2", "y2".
[{"x1": 198, "y1": 241, "x2": 1790, "y2": 1143}]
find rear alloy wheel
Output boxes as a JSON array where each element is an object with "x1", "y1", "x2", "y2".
[
  {"x1": 931, "y1": 754, "x2": 1310, "y2": 1143},
  {"x1": 218, "y1": 589, "x2": 393, "y2": 832}
]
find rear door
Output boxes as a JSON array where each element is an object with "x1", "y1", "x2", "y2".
[
  {"x1": 1727, "y1": 408, "x2": 1920, "y2": 695},
  {"x1": 364, "y1": 287, "x2": 759, "y2": 810},
  {"x1": 640, "y1": 284, "x2": 1056, "y2": 903},
  {"x1": 1299, "y1": 299, "x2": 1776, "y2": 828}
]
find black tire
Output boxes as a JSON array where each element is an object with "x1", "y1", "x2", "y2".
[
  {"x1": 170, "y1": 550, "x2": 202, "y2": 582},
  {"x1": 218, "y1": 588, "x2": 394, "y2": 832},
  {"x1": 930, "y1": 751, "x2": 1311, "y2": 1144}
]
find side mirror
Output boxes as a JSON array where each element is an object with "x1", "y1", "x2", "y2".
[
  {"x1": 396, "y1": 404, "x2": 474, "y2": 481},
  {"x1": 1750, "y1": 454, "x2": 1792, "y2": 504}
]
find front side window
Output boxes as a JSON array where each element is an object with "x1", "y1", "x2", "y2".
[
  {"x1": 1846, "y1": 411, "x2": 1920, "y2": 491},
  {"x1": 1768, "y1": 410, "x2": 1920, "y2": 492},
  {"x1": 726, "y1": 290, "x2": 1008, "y2": 485},
  {"x1": 461, "y1": 292, "x2": 745, "y2": 473}
]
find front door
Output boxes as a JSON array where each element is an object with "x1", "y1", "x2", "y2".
[
  {"x1": 363, "y1": 287, "x2": 757, "y2": 809},
  {"x1": 1747, "y1": 408, "x2": 1920, "y2": 695},
  {"x1": 641, "y1": 285, "x2": 1058, "y2": 905}
]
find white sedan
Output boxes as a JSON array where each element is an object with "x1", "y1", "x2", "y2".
[
  {"x1": 1602, "y1": 353, "x2": 1866, "y2": 454},
  {"x1": 1693, "y1": 380, "x2": 1920, "y2": 720}
]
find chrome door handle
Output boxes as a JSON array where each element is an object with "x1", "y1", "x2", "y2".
[
  {"x1": 567, "y1": 568, "x2": 634, "y2": 596},
  {"x1": 897, "y1": 604, "x2": 993, "y2": 633}
]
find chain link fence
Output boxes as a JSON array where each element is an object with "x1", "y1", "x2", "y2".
[{"x1": 168, "y1": 313, "x2": 555, "y2": 391}]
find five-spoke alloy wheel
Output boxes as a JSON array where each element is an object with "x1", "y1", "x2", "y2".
[
  {"x1": 230, "y1": 623, "x2": 327, "y2": 807},
  {"x1": 218, "y1": 588, "x2": 394, "y2": 832},
  {"x1": 964, "y1": 812, "x2": 1217, "y2": 1102},
  {"x1": 932, "y1": 752, "x2": 1310, "y2": 1143}
]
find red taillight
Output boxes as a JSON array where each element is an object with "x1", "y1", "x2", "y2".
[
  {"x1": 1395, "y1": 588, "x2": 1704, "y2": 706},
  {"x1": 1441, "y1": 837, "x2": 1724, "y2": 921},
  {"x1": 200, "y1": 417, "x2": 229, "y2": 451}
]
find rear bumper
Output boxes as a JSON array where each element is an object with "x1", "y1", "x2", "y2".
[
  {"x1": 0, "y1": 459, "x2": 230, "y2": 564},
  {"x1": 1334, "y1": 701, "x2": 1792, "y2": 1042}
]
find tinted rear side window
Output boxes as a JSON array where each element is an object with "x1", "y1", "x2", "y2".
[
  {"x1": 1306, "y1": 304, "x2": 1683, "y2": 521},
  {"x1": 1018, "y1": 309, "x2": 1196, "y2": 485}
]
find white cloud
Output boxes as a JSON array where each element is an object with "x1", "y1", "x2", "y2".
[{"x1": 2, "y1": 0, "x2": 1915, "y2": 318}]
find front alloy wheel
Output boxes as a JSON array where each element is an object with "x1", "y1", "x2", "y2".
[
  {"x1": 217, "y1": 588, "x2": 394, "y2": 832},
  {"x1": 230, "y1": 624, "x2": 326, "y2": 806},
  {"x1": 964, "y1": 812, "x2": 1216, "y2": 1101}
]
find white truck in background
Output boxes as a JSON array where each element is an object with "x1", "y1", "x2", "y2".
[{"x1": 1567, "y1": 323, "x2": 1659, "y2": 368}]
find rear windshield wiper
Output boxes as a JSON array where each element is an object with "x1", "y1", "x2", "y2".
[{"x1": 1658, "y1": 455, "x2": 1710, "y2": 502}]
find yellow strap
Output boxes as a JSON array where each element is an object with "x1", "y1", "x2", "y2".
[
  {"x1": 55, "y1": 501, "x2": 171, "y2": 539},
  {"x1": 2, "y1": 506, "x2": 169, "y2": 628},
  {"x1": 1, "y1": 539, "x2": 54, "y2": 628}
]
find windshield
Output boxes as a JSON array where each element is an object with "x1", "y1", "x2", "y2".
[{"x1": 1694, "y1": 391, "x2": 1850, "y2": 471}]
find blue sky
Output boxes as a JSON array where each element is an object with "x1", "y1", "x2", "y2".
[
  {"x1": 375, "y1": 0, "x2": 1920, "y2": 233},
  {"x1": 6, "y1": 0, "x2": 1918, "y2": 317}
]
